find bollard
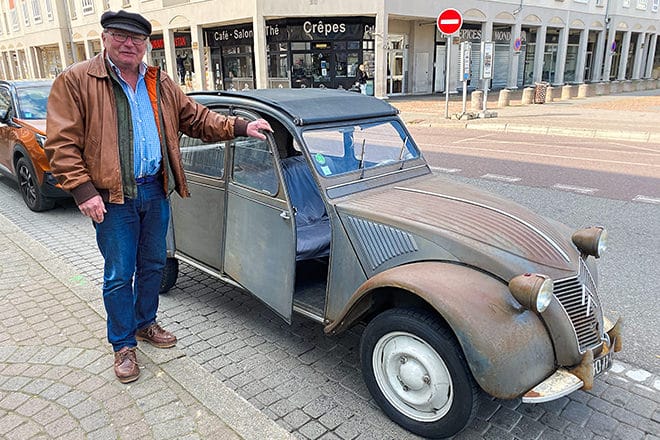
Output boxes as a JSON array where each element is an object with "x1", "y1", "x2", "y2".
[
  {"x1": 561, "y1": 84, "x2": 574, "y2": 100},
  {"x1": 522, "y1": 87, "x2": 534, "y2": 105},
  {"x1": 546, "y1": 86, "x2": 554, "y2": 102},
  {"x1": 610, "y1": 81, "x2": 619, "y2": 94},
  {"x1": 497, "y1": 89, "x2": 511, "y2": 108},
  {"x1": 471, "y1": 90, "x2": 484, "y2": 112},
  {"x1": 577, "y1": 83, "x2": 591, "y2": 98}
]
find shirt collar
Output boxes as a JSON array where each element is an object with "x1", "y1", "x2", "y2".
[{"x1": 105, "y1": 51, "x2": 147, "y2": 77}]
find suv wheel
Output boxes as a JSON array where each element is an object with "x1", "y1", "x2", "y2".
[
  {"x1": 360, "y1": 308, "x2": 479, "y2": 439},
  {"x1": 16, "y1": 156, "x2": 55, "y2": 212}
]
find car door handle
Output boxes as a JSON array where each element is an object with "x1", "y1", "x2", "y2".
[{"x1": 280, "y1": 210, "x2": 291, "y2": 220}]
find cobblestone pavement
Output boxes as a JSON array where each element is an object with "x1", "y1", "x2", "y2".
[{"x1": 0, "y1": 90, "x2": 659, "y2": 439}]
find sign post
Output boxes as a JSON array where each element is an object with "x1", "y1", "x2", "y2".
[
  {"x1": 459, "y1": 41, "x2": 471, "y2": 115},
  {"x1": 437, "y1": 8, "x2": 463, "y2": 119},
  {"x1": 480, "y1": 41, "x2": 494, "y2": 112}
]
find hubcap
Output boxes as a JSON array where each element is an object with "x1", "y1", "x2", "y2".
[
  {"x1": 372, "y1": 331, "x2": 453, "y2": 422},
  {"x1": 18, "y1": 163, "x2": 37, "y2": 206}
]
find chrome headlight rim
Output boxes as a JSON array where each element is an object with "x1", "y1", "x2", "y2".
[
  {"x1": 509, "y1": 273, "x2": 554, "y2": 314},
  {"x1": 572, "y1": 226, "x2": 607, "y2": 258}
]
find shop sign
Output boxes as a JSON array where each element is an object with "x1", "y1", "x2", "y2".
[
  {"x1": 150, "y1": 33, "x2": 190, "y2": 50},
  {"x1": 266, "y1": 18, "x2": 375, "y2": 42},
  {"x1": 205, "y1": 24, "x2": 256, "y2": 47}
]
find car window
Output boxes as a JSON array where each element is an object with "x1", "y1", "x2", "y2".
[
  {"x1": 16, "y1": 86, "x2": 50, "y2": 119},
  {"x1": 232, "y1": 137, "x2": 279, "y2": 196},
  {"x1": 0, "y1": 88, "x2": 11, "y2": 120},
  {"x1": 180, "y1": 135, "x2": 226, "y2": 179},
  {"x1": 302, "y1": 120, "x2": 419, "y2": 178}
]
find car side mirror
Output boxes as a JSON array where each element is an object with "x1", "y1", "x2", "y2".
[{"x1": 0, "y1": 95, "x2": 11, "y2": 122}]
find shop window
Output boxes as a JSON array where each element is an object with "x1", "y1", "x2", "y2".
[
  {"x1": 31, "y1": 0, "x2": 41, "y2": 23},
  {"x1": 291, "y1": 42, "x2": 311, "y2": 51}
]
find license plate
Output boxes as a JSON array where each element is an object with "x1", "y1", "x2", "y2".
[{"x1": 593, "y1": 347, "x2": 614, "y2": 377}]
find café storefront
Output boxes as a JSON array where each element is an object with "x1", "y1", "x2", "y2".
[{"x1": 204, "y1": 17, "x2": 375, "y2": 91}]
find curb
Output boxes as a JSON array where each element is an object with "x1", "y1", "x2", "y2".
[{"x1": 0, "y1": 212, "x2": 293, "y2": 440}]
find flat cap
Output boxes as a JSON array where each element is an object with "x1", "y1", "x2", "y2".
[{"x1": 101, "y1": 10, "x2": 151, "y2": 36}]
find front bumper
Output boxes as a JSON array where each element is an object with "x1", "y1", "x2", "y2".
[{"x1": 522, "y1": 317, "x2": 622, "y2": 403}]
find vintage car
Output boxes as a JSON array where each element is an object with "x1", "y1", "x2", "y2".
[{"x1": 162, "y1": 88, "x2": 622, "y2": 439}]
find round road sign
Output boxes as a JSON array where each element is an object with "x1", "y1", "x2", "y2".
[{"x1": 437, "y1": 8, "x2": 463, "y2": 35}]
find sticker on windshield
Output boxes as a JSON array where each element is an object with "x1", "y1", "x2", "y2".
[
  {"x1": 320, "y1": 165, "x2": 332, "y2": 176},
  {"x1": 314, "y1": 153, "x2": 326, "y2": 165}
]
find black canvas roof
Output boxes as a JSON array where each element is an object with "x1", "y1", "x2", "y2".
[{"x1": 189, "y1": 88, "x2": 399, "y2": 126}]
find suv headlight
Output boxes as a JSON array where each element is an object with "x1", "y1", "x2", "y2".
[
  {"x1": 35, "y1": 132, "x2": 47, "y2": 149},
  {"x1": 572, "y1": 226, "x2": 607, "y2": 258},
  {"x1": 509, "y1": 273, "x2": 553, "y2": 313}
]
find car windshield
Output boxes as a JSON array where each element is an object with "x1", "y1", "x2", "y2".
[
  {"x1": 16, "y1": 86, "x2": 50, "y2": 119},
  {"x1": 301, "y1": 120, "x2": 420, "y2": 178}
]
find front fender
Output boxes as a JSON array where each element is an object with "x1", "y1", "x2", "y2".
[{"x1": 325, "y1": 262, "x2": 556, "y2": 399}]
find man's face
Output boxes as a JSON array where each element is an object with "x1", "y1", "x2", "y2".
[{"x1": 102, "y1": 28, "x2": 148, "y2": 72}]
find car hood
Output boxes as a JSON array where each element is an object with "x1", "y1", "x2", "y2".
[
  {"x1": 16, "y1": 118, "x2": 46, "y2": 134},
  {"x1": 335, "y1": 174, "x2": 579, "y2": 277}
]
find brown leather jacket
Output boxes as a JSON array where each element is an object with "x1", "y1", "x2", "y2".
[{"x1": 45, "y1": 52, "x2": 247, "y2": 205}]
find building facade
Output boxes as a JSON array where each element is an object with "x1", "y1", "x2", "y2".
[{"x1": 0, "y1": 0, "x2": 658, "y2": 98}]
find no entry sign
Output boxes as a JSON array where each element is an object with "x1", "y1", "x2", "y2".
[{"x1": 437, "y1": 8, "x2": 463, "y2": 35}]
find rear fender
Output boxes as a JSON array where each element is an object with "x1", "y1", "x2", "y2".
[{"x1": 325, "y1": 262, "x2": 555, "y2": 399}]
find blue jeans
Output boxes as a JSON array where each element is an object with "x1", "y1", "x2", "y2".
[{"x1": 95, "y1": 180, "x2": 169, "y2": 352}]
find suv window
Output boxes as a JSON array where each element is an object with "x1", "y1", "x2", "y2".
[{"x1": 232, "y1": 137, "x2": 279, "y2": 195}]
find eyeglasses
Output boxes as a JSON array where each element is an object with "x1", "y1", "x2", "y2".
[{"x1": 106, "y1": 30, "x2": 148, "y2": 46}]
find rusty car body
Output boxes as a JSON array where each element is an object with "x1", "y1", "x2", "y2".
[{"x1": 162, "y1": 88, "x2": 621, "y2": 438}]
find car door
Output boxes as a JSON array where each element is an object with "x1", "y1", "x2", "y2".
[
  {"x1": 223, "y1": 109, "x2": 297, "y2": 322},
  {"x1": 171, "y1": 132, "x2": 228, "y2": 270}
]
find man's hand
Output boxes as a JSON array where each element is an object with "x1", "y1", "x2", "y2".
[
  {"x1": 246, "y1": 119, "x2": 273, "y2": 140},
  {"x1": 79, "y1": 195, "x2": 106, "y2": 223}
]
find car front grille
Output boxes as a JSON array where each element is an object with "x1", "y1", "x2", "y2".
[{"x1": 553, "y1": 258, "x2": 603, "y2": 353}]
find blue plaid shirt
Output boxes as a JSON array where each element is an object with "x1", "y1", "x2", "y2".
[{"x1": 107, "y1": 58, "x2": 162, "y2": 178}]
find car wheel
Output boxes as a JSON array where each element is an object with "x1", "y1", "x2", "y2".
[
  {"x1": 360, "y1": 308, "x2": 479, "y2": 439},
  {"x1": 159, "y1": 257, "x2": 179, "y2": 294},
  {"x1": 16, "y1": 156, "x2": 55, "y2": 212}
]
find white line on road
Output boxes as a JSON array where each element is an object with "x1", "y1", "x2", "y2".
[
  {"x1": 553, "y1": 184, "x2": 599, "y2": 194},
  {"x1": 632, "y1": 195, "x2": 660, "y2": 204},
  {"x1": 481, "y1": 173, "x2": 522, "y2": 182},
  {"x1": 430, "y1": 166, "x2": 462, "y2": 174}
]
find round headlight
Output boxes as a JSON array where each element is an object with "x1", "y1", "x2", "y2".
[
  {"x1": 572, "y1": 226, "x2": 607, "y2": 258},
  {"x1": 535, "y1": 278, "x2": 553, "y2": 313},
  {"x1": 509, "y1": 273, "x2": 554, "y2": 313}
]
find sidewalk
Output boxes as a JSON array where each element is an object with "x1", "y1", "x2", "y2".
[
  {"x1": 0, "y1": 213, "x2": 292, "y2": 440},
  {"x1": 390, "y1": 87, "x2": 660, "y2": 143}
]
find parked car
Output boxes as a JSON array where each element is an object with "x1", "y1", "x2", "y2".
[
  {"x1": 162, "y1": 88, "x2": 622, "y2": 439},
  {"x1": 0, "y1": 79, "x2": 68, "y2": 211}
]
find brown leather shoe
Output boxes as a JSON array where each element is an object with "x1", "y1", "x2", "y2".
[
  {"x1": 136, "y1": 323, "x2": 177, "y2": 348},
  {"x1": 114, "y1": 347, "x2": 139, "y2": 383}
]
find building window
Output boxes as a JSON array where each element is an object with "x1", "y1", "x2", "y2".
[
  {"x1": 622, "y1": 0, "x2": 631, "y2": 7},
  {"x1": 122, "y1": 0, "x2": 131, "y2": 7},
  {"x1": 82, "y1": 0, "x2": 94, "y2": 14},
  {"x1": 636, "y1": 0, "x2": 648, "y2": 9},
  {"x1": 31, "y1": 0, "x2": 42, "y2": 23},
  {"x1": 11, "y1": 9, "x2": 20, "y2": 31},
  {"x1": 103, "y1": 0, "x2": 110, "y2": 10},
  {"x1": 45, "y1": 0, "x2": 53, "y2": 20},
  {"x1": 653, "y1": 0, "x2": 659, "y2": 11},
  {"x1": 22, "y1": 1, "x2": 30, "y2": 26}
]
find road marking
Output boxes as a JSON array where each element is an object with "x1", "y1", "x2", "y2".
[
  {"x1": 632, "y1": 195, "x2": 660, "y2": 204},
  {"x1": 430, "y1": 166, "x2": 462, "y2": 174},
  {"x1": 481, "y1": 173, "x2": 521, "y2": 182},
  {"x1": 553, "y1": 184, "x2": 599, "y2": 194}
]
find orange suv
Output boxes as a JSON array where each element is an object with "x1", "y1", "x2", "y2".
[{"x1": 0, "y1": 79, "x2": 69, "y2": 211}]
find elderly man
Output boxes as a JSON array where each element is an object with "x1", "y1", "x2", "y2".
[{"x1": 45, "y1": 10, "x2": 272, "y2": 383}]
